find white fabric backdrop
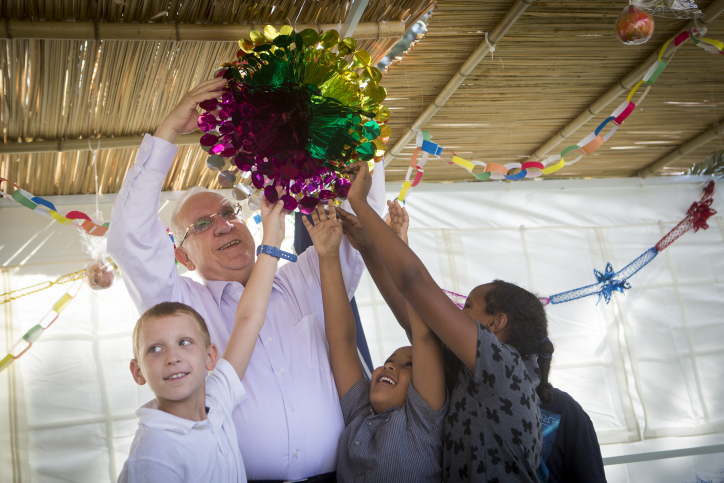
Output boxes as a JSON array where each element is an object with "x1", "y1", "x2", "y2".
[{"x1": 1, "y1": 176, "x2": 723, "y2": 482}]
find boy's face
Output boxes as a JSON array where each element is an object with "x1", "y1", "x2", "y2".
[
  {"x1": 369, "y1": 346, "x2": 412, "y2": 414},
  {"x1": 130, "y1": 313, "x2": 217, "y2": 410}
]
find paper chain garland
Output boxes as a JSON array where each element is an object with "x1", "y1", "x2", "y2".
[
  {"x1": 442, "y1": 182, "x2": 716, "y2": 307},
  {"x1": 399, "y1": 28, "x2": 723, "y2": 201},
  {"x1": 0, "y1": 177, "x2": 109, "y2": 236},
  {"x1": 0, "y1": 279, "x2": 84, "y2": 373}
]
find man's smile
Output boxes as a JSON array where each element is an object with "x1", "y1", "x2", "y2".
[{"x1": 217, "y1": 240, "x2": 240, "y2": 250}]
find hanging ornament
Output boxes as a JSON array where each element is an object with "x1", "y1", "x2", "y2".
[
  {"x1": 615, "y1": 4, "x2": 655, "y2": 45},
  {"x1": 81, "y1": 233, "x2": 116, "y2": 290},
  {"x1": 198, "y1": 25, "x2": 391, "y2": 214}
]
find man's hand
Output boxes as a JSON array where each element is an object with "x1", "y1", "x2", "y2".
[
  {"x1": 345, "y1": 161, "x2": 373, "y2": 207},
  {"x1": 153, "y1": 77, "x2": 227, "y2": 144},
  {"x1": 302, "y1": 201, "x2": 344, "y2": 259},
  {"x1": 260, "y1": 193, "x2": 286, "y2": 249},
  {"x1": 386, "y1": 200, "x2": 409, "y2": 245},
  {"x1": 336, "y1": 207, "x2": 372, "y2": 252}
]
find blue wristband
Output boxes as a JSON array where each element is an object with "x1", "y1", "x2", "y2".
[{"x1": 256, "y1": 245, "x2": 297, "y2": 262}]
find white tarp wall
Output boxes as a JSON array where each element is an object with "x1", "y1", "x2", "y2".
[{"x1": 1, "y1": 176, "x2": 723, "y2": 482}]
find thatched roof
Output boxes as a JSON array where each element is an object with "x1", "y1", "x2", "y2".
[
  {"x1": 1, "y1": 0, "x2": 723, "y2": 197},
  {"x1": 0, "y1": 0, "x2": 433, "y2": 196},
  {"x1": 382, "y1": 0, "x2": 724, "y2": 184}
]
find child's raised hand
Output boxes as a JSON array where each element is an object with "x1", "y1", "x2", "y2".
[
  {"x1": 345, "y1": 161, "x2": 372, "y2": 206},
  {"x1": 260, "y1": 189, "x2": 286, "y2": 248},
  {"x1": 303, "y1": 201, "x2": 343, "y2": 258},
  {"x1": 336, "y1": 207, "x2": 372, "y2": 252},
  {"x1": 386, "y1": 200, "x2": 409, "y2": 245}
]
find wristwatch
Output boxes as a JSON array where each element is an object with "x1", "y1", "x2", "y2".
[{"x1": 256, "y1": 245, "x2": 298, "y2": 262}]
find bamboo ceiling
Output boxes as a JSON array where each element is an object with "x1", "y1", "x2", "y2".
[
  {"x1": 0, "y1": 0, "x2": 433, "y2": 196},
  {"x1": 383, "y1": 0, "x2": 724, "y2": 183},
  {"x1": 1, "y1": 0, "x2": 722, "y2": 197}
]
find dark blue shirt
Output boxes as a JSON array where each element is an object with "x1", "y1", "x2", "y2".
[{"x1": 537, "y1": 388, "x2": 607, "y2": 483}]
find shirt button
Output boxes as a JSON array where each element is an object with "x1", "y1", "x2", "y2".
[
  {"x1": 290, "y1": 405, "x2": 295, "y2": 411},
  {"x1": 358, "y1": 471, "x2": 362, "y2": 476},
  {"x1": 367, "y1": 421, "x2": 371, "y2": 426},
  {"x1": 154, "y1": 149, "x2": 159, "y2": 155},
  {"x1": 267, "y1": 337, "x2": 272, "y2": 343},
  {"x1": 143, "y1": 146, "x2": 148, "y2": 151},
  {"x1": 354, "y1": 441, "x2": 360, "y2": 447},
  {"x1": 279, "y1": 368, "x2": 285, "y2": 374},
  {"x1": 295, "y1": 451, "x2": 300, "y2": 457}
]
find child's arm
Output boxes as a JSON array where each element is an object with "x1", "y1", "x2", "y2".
[
  {"x1": 386, "y1": 201, "x2": 446, "y2": 410},
  {"x1": 336, "y1": 206, "x2": 411, "y2": 340},
  {"x1": 223, "y1": 195, "x2": 286, "y2": 380},
  {"x1": 303, "y1": 202, "x2": 364, "y2": 399},
  {"x1": 347, "y1": 162, "x2": 479, "y2": 372}
]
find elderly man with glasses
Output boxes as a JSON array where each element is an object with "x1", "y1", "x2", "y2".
[{"x1": 107, "y1": 78, "x2": 387, "y2": 483}]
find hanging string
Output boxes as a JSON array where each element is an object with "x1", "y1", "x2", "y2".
[{"x1": 88, "y1": 137, "x2": 101, "y2": 219}]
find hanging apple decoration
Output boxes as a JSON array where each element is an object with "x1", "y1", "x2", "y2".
[{"x1": 615, "y1": 4, "x2": 655, "y2": 45}]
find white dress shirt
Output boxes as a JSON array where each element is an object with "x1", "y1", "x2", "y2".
[
  {"x1": 107, "y1": 135, "x2": 385, "y2": 481},
  {"x1": 118, "y1": 359, "x2": 247, "y2": 483}
]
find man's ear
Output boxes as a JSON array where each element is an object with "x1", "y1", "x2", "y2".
[
  {"x1": 175, "y1": 246, "x2": 196, "y2": 271},
  {"x1": 130, "y1": 359, "x2": 146, "y2": 386},
  {"x1": 205, "y1": 343, "x2": 219, "y2": 372}
]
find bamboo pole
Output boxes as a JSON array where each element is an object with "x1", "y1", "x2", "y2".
[
  {"x1": 527, "y1": 0, "x2": 724, "y2": 162},
  {"x1": 385, "y1": 0, "x2": 533, "y2": 164},
  {"x1": 1, "y1": 20, "x2": 405, "y2": 41},
  {"x1": 0, "y1": 134, "x2": 202, "y2": 154},
  {"x1": 639, "y1": 119, "x2": 724, "y2": 178}
]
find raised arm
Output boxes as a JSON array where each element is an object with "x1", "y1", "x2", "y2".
[
  {"x1": 107, "y1": 78, "x2": 227, "y2": 311},
  {"x1": 303, "y1": 202, "x2": 364, "y2": 398},
  {"x1": 223, "y1": 196, "x2": 285, "y2": 380},
  {"x1": 347, "y1": 162, "x2": 478, "y2": 371},
  {"x1": 336, "y1": 206, "x2": 411, "y2": 340},
  {"x1": 386, "y1": 201, "x2": 445, "y2": 410}
]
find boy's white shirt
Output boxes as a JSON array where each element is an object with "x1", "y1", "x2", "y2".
[{"x1": 118, "y1": 359, "x2": 247, "y2": 483}]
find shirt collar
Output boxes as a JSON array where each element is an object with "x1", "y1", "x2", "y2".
[
  {"x1": 204, "y1": 279, "x2": 243, "y2": 308},
  {"x1": 135, "y1": 399, "x2": 210, "y2": 435}
]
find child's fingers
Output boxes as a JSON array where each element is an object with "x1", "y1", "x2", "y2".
[
  {"x1": 327, "y1": 200, "x2": 336, "y2": 221},
  {"x1": 310, "y1": 206, "x2": 321, "y2": 224},
  {"x1": 314, "y1": 205, "x2": 326, "y2": 221},
  {"x1": 301, "y1": 215, "x2": 313, "y2": 231}
]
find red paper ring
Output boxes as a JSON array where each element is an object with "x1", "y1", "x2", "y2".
[{"x1": 522, "y1": 161, "x2": 544, "y2": 170}]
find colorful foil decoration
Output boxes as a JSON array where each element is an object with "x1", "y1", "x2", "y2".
[
  {"x1": 398, "y1": 28, "x2": 723, "y2": 201},
  {"x1": 198, "y1": 25, "x2": 390, "y2": 214}
]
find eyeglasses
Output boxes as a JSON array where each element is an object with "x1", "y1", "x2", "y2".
[{"x1": 178, "y1": 204, "x2": 242, "y2": 247}]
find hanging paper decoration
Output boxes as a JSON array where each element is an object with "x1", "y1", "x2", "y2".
[
  {"x1": 198, "y1": 25, "x2": 390, "y2": 214},
  {"x1": 0, "y1": 280, "x2": 84, "y2": 373},
  {"x1": 0, "y1": 177, "x2": 109, "y2": 236},
  {"x1": 615, "y1": 4, "x2": 655, "y2": 45},
  {"x1": 398, "y1": 28, "x2": 723, "y2": 201},
  {"x1": 440, "y1": 182, "x2": 717, "y2": 307}
]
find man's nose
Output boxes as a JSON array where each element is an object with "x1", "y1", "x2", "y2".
[{"x1": 214, "y1": 215, "x2": 234, "y2": 235}]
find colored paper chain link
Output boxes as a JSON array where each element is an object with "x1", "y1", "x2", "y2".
[
  {"x1": 399, "y1": 28, "x2": 722, "y2": 201},
  {"x1": 0, "y1": 280, "x2": 84, "y2": 373},
  {"x1": 0, "y1": 177, "x2": 110, "y2": 236}
]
